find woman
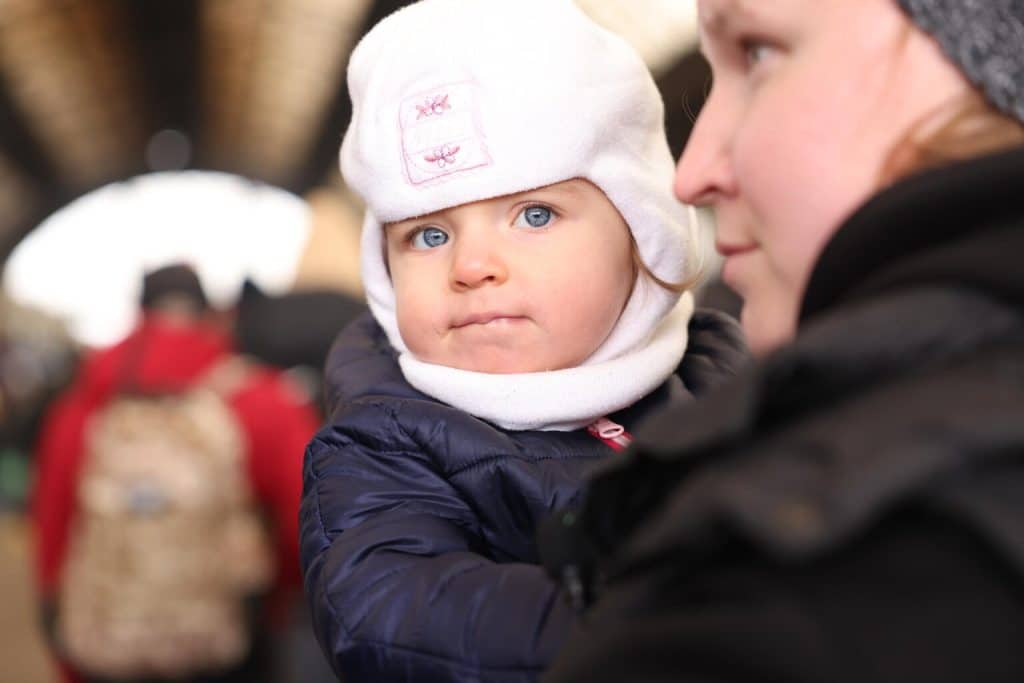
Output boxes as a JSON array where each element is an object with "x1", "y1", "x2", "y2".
[{"x1": 541, "y1": 1, "x2": 1024, "y2": 681}]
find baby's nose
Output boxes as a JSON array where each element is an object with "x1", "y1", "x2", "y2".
[{"x1": 449, "y1": 239, "x2": 508, "y2": 290}]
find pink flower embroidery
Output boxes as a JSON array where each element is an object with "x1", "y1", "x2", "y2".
[
  {"x1": 423, "y1": 144, "x2": 460, "y2": 168},
  {"x1": 415, "y1": 94, "x2": 451, "y2": 119}
]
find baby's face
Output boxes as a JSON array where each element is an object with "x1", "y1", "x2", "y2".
[{"x1": 384, "y1": 179, "x2": 634, "y2": 373}]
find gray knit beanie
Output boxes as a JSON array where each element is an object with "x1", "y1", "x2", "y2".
[{"x1": 898, "y1": 0, "x2": 1024, "y2": 124}]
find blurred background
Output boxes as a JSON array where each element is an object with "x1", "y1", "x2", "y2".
[{"x1": 0, "y1": 1, "x2": 711, "y2": 681}]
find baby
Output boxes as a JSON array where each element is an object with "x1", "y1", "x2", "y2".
[{"x1": 299, "y1": 1, "x2": 745, "y2": 681}]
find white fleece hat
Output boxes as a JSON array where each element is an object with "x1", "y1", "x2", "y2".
[{"x1": 342, "y1": 0, "x2": 696, "y2": 367}]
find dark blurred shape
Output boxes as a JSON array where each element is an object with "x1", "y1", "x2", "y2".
[
  {"x1": 235, "y1": 279, "x2": 366, "y2": 397},
  {"x1": 657, "y1": 49, "x2": 711, "y2": 159},
  {"x1": 0, "y1": 294, "x2": 79, "y2": 509},
  {"x1": 145, "y1": 129, "x2": 193, "y2": 172},
  {"x1": 140, "y1": 263, "x2": 209, "y2": 314},
  {"x1": 696, "y1": 276, "x2": 743, "y2": 320}
]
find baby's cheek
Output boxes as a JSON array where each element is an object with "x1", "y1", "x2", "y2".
[
  {"x1": 563, "y1": 298, "x2": 621, "y2": 361},
  {"x1": 394, "y1": 296, "x2": 430, "y2": 351}
]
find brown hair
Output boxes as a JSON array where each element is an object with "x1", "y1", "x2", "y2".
[
  {"x1": 628, "y1": 236, "x2": 702, "y2": 295},
  {"x1": 881, "y1": 87, "x2": 1024, "y2": 185}
]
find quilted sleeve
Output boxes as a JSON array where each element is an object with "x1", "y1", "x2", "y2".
[{"x1": 300, "y1": 403, "x2": 574, "y2": 683}]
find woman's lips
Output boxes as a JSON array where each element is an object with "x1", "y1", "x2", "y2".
[
  {"x1": 715, "y1": 241, "x2": 757, "y2": 258},
  {"x1": 717, "y1": 243, "x2": 758, "y2": 291}
]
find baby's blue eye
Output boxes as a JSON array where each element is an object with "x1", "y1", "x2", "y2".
[
  {"x1": 411, "y1": 226, "x2": 449, "y2": 249},
  {"x1": 515, "y1": 206, "x2": 553, "y2": 229}
]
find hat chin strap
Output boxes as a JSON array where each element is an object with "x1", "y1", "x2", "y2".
[{"x1": 397, "y1": 292, "x2": 694, "y2": 432}]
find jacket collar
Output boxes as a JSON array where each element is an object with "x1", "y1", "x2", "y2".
[
  {"x1": 801, "y1": 146, "x2": 1024, "y2": 324},
  {"x1": 630, "y1": 285, "x2": 1022, "y2": 470}
]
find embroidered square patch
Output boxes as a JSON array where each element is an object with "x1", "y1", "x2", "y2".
[{"x1": 399, "y1": 81, "x2": 492, "y2": 185}]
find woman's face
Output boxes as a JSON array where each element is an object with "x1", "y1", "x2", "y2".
[{"x1": 676, "y1": 0, "x2": 971, "y2": 354}]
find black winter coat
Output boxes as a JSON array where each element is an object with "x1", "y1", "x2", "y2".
[
  {"x1": 299, "y1": 308, "x2": 746, "y2": 682},
  {"x1": 541, "y1": 147, "x2": 1024, "y2": 683}
]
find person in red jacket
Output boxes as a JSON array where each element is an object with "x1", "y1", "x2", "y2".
[{"x1": 31, "y1": 264, "x2": 321, "y2": 683}]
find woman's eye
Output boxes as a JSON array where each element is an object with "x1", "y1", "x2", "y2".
[
  {"x1": 742, "y1": 39, "x2": 777, "y2": 70},
  {"x1": 411, "y1": 226, "x2": 449, "y2": 250},
  {"x1": 514, "y1": 205, "x2": 553, "y2": 229}
]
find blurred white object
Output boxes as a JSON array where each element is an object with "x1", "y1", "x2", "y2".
[
  {"x1": 576, "y1": 0, "x2": 699, "y2": 77},
  {"x1": 3, "y1": 172, "x2": 310, "y2": 348}
]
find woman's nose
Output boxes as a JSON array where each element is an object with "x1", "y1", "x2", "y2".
[
  {"x1": 449, "y1": 234, "x2": 509, "y2": 290},
  {"x1": 674, "y1": 92, "x2": 737, "y2": 206}
]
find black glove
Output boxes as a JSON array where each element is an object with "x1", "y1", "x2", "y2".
[{"x1": 537, "y1": 506, "x2": 600, "y2": 613}]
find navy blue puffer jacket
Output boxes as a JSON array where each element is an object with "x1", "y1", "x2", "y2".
[{"x1": 300, "y1": 310, "x2": 746, "y2": 682}]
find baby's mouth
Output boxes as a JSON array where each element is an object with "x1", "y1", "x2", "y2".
[{"x1": 451, "y1": 312, "x2": 527, "y2": 329}]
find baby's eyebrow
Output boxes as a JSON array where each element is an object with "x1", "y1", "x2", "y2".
[
  {"x1": 381, "y1": 221, "x2": 418, "y2": 240},
  {"x1": 524, "y1": 181, "x2": 587, "y2": 202},
  {"x1": 385, "y1": 211, "x2": 443, "y2": 231},
  {"x1": 556, "y1": 181, "x2": 588, "y2": 196}
]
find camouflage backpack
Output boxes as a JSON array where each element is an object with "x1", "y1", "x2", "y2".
[{"x1": 56, "y1": 358, "x2": 274, "y2": 680}]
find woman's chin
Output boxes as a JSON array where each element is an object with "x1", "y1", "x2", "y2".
[{"x1": 741, "y1": 304, "x2": 796, "y2": 357}]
